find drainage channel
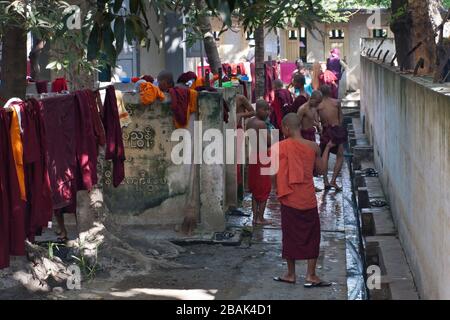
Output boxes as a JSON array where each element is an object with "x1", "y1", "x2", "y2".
[{"x1": 343, "y1": 118, "x2": 369, "y2": 300}]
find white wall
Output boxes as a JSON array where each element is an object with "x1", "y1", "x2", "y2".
[{"x1": 361, "y1": 56, "x2": 450, "y2": 299}]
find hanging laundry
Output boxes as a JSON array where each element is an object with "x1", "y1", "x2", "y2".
[
  {"x1": 115, "y1": 90, "x2": 132, "y2": 128},
  {"x1": 0, "y1": 109, "x2": 26, "y2": 267},
  {"x1": 21, "y1": 99, "x2": 53, "y2": 241},
  {"x1": 140, "y1": 82, "x2": 165, "y2": 105},
  {"x1": 51, "y1": 77, "x2": 68, "y2": 93},
  {"x1": 103, "y1": 86, "x2": 125, "y2": 187},
  {"x1": 168, "y1": 87, "x2": 197, "y2": 129},
  {"x1": 74, "y1": 90, "x2": 100, "y2": 191},
  {"x1": 10, "y1": 108, "x2": 26, "y2": 201},
  {"x1": 87, "y1": 90, "x2": 106, "y2": 148},
  {"x1": 41, "y1": 95, "x2": 77, "y2": 209}
]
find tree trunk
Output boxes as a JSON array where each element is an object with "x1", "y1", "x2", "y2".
[
  {"x1": 254, "y1": 25, "x2": 265, "y2": 99},
  {"x1": 0, "y1": 25, "x2": 27, "y2": 100},
  {"x1": 390, "y1": 0, "x2": 414, "y2": 70},
  {"x1": 391, "y1": 0, "x2": 448, "y2": 74},
  {"x1": 195, "y1": 0, "x2": 222, "y2": 74},
  {"x1": 408, "y1": 0, "x2": 447, "y2": 75}
]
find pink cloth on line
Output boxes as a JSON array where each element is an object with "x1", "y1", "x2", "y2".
[{"x1": 280, "y1": 62, "x2": 297, "y2": 84}]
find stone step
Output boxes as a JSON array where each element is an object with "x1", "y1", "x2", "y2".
[
  {"x1": 362, "y1": 208, "x2": 396, "y2": 236},
  {"x1": 364, "y1": 236, "x2": 419, "y2": 300}
]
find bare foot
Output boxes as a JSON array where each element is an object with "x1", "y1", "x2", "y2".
[{"x1": 274, "y1": 273, "x2": 296, "y2": 284}]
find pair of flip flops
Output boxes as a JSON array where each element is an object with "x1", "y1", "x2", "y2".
[
  {"x1": 370, "y1": 199, "x2": 387, "y2": 207},
  {"x1": 273, "y1": 277, "x2": 332, "y2": 288},
  {"x1": 362, "y1": 168, "x2": 379, "y2": 177}
]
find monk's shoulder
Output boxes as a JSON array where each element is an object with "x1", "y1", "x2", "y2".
[{"x1": 302, "y1": 139, "x2": 320, "y2": 154}]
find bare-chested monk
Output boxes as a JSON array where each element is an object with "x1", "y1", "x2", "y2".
[
  {"x1": 236, "y1": 94, "x2": 256, "y2": 128},
  {"x1": 317, "y1": 85, "x2": 347, "y2": 192},
  {"x1": 246, "y1": 100, "x2": 272, "y2": 225},
  {"x1": 297, "y1": 90, "x2": 322, "y2": 143},
  {"x1": 298, "y1": 90, "x2": 323, "y2": 192}
]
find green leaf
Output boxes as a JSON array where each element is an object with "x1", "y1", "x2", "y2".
[
  {"x1": 87, "y1": 23, "x2": 100, "y2": 61},
  {"x1": 130, "y1": 0, "x2": 139, "y2": 14},
  {"x1": 125, "y1": 17, "x2": 135, "y2": 44},
  {"x1": 113, "y1": 0, "x2": 125, "y2": 13},
  {"x1": 102, "y1": 25, "x2": 117, "y2": 64},
  {"x1": 46, "y1": 61, "x2": 58, "y2": 70},
  {"x1": 114, "y1": 17, "x2": 125, "y2": 54}
]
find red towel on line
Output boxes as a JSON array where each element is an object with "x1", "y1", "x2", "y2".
[{"x1": 103, "y1": 86, "x2": 125, "y2": 187}]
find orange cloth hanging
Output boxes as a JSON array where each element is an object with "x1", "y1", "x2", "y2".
[
  {"x1": 10, "y1": 109, "x2": 26, "y2": 201},
  {"x1": 140, "y1": 82, "x2": 165, "y2": 105}
]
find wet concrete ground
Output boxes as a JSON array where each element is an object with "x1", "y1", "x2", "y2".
[{"x1": 1, "y1": 156, "x2": 354, "y2": 300}]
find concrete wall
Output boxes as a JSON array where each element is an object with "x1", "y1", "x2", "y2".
[
  {"x1": 104, "y1": 90, "x2": 230, "y2": 232},
  {"x1": 360, "y1": 38, "x2": 396, "y2": 62},
  {"x1": 360, "y1": 56, "x2": 450, "y2": 299}
]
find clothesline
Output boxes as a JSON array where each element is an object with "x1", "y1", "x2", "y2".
[{"x1": 2, "y1": 85, "x2": 114, "y2": 113}]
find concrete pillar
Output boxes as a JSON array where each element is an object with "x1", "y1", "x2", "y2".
[
  {"x1": 198, "y1": 91, "x2": 226, "y2": 232},
  {"x1": 220, "y1": 87, "x2": 239, "y2": 210}
]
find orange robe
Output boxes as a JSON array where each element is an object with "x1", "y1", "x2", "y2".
[
  {"x1": 10, "y1": 109, "x2": 26, "y2": 201},
  {"x1": 272, "y1": 138, "x2": 320, "y2": 260},
  {"x1": 273, "y1": 138, "x2": 317, "y2": 210}
]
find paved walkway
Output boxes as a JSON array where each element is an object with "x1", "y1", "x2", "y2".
[{"x1": 0, "y1": 160, "x2": 355, "y2": 300}]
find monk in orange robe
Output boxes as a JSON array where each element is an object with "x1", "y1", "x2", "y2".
[{"x1": 271, "y1": 113, "x2": 334, "y2": 287}]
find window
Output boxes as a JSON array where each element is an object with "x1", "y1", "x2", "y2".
[
  {"x1": 329, "y1": 29, "x2": 344, "y2": 39},
  {"x1": 288, "y1": 30, "x2": 298, "y2": 40},
  {"x1": 246, "y1": 32, "x2": 255, "y2": 40},
  {"x1": 372, "y1": 29, "x2": 387, "y2": 38}
]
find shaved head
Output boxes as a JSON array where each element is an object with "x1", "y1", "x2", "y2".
[
  {"x1": 273, "y1": 79, "x2": 283, "y2": 90},
  {"x1": 256, "y1": 99, "x2": 269, "y2": 111},
  {"x1": 157, "y1": 70, "x2": 174, "y2": 92},
  {"x1": 319, "y1": 84, "x2": 332, "y2": 97},
  {"x1": 310, "y1": 90, "x2": 323, "y2": 101},
  {"x1": 282, "y1": 113, "x2": 301, "y2": 131},
  {"x1": 255, "y1": 99, "x2": 270, "y2": 121},
  {"x1": 309, "y1": 90, "x2": 323, "y2": 107}
]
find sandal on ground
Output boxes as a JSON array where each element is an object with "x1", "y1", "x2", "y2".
[
  {"x1": 304, "y1": 281, "x2": 332, "y2": 288},
  {"x1": 273, "y1": 277, "x2": 296, "y2": 284},
  {"x1": 370, "y1": 199, "x2": 387, "y2": 207}
]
